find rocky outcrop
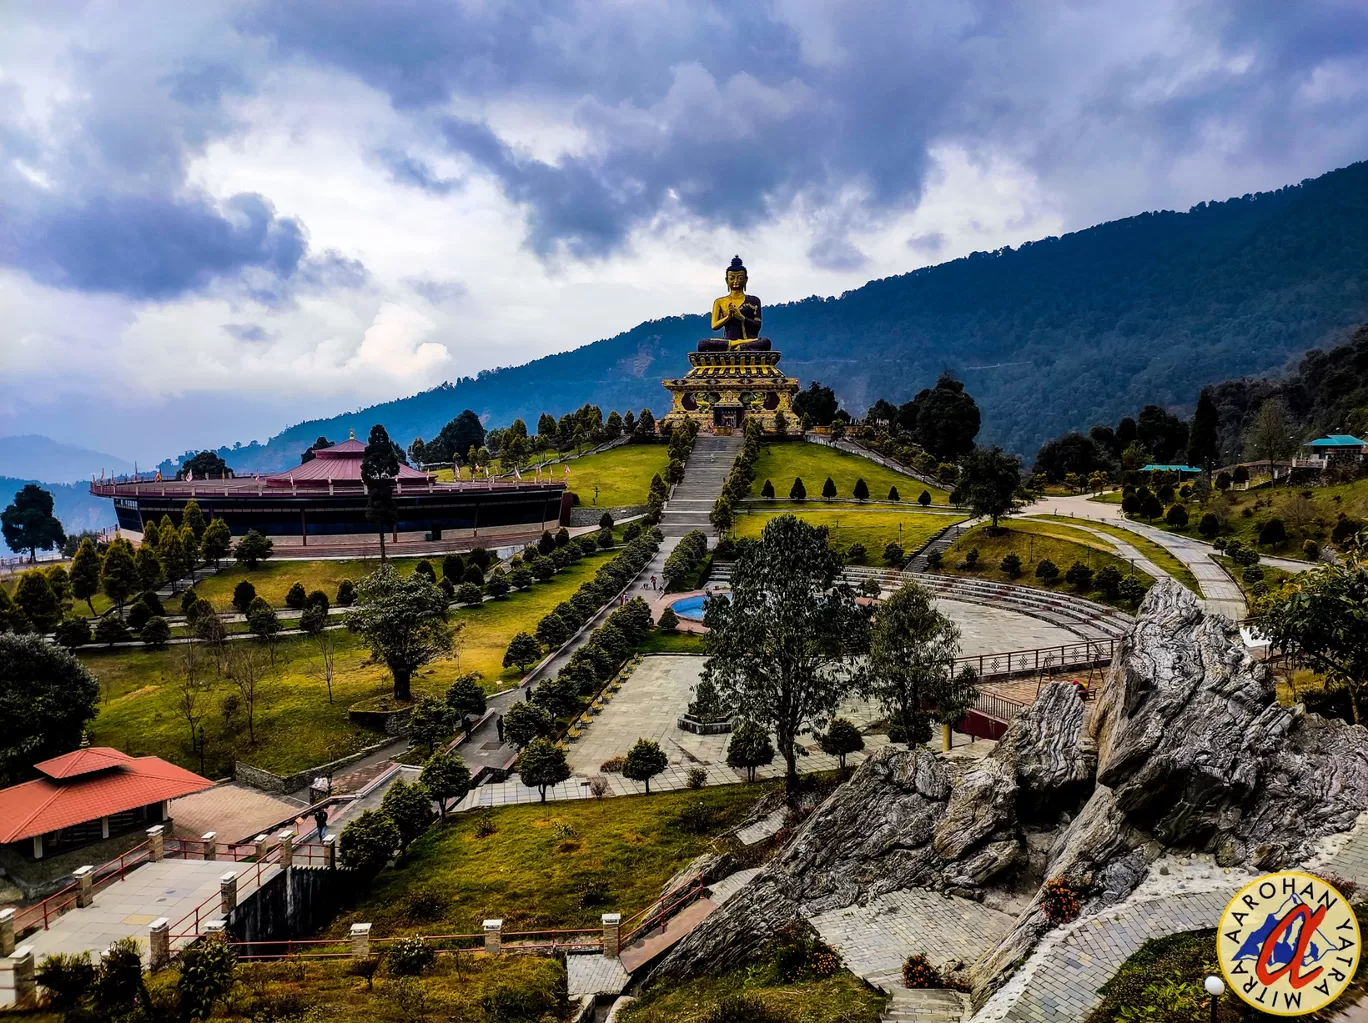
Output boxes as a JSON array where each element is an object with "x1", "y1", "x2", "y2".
[
  {"x1": 650, "y1": 676, "x2": 1094, "y2": 982},
  {"x1": 653, "y1": 580, "x2": 1368, "y2": 998}
]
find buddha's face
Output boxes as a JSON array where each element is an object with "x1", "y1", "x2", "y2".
[{"x1": 726, "y1": 269, "x2": 747, "y2": 292}]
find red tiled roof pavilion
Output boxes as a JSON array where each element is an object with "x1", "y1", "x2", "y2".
[{"x1": 0, "y1": 748, "x2": 214, "y2": 845}]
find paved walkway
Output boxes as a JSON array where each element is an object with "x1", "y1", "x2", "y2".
[{"x1": 1028, "y1": 495, "x2": 1247, "y2": 618}]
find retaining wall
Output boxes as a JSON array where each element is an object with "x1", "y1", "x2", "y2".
[{"x1": 234, "y1": 737, "x2": 397, "y2": 794}]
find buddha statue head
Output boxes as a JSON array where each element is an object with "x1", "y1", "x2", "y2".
[{"x1": 725, "y1": 255, "x2": 747, "y2": 294}]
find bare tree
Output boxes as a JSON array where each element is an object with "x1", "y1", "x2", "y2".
[
  {"x1": 1244, "y1": 397, "x2": 1299, "y2": 481},
  {"x1": 175, "y1": 641, "x2": 213, "y2": 745},
  {"x1": 308, "y1": 628, "x2": 340, "y2": 703},
  {"x1": 224, "y1": 644, "x2": 274, "y2": 745}
]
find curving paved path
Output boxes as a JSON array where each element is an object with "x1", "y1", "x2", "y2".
[{"x1": 1027, "y1": 495, "x2": 1251, "y2": 619}]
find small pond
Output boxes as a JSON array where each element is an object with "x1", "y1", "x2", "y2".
[{"x1": 670, "y1": 594, "x2": 708, "y2": 621}]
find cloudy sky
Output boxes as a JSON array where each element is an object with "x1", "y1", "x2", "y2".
[{"x1": 2, "y1": 0, "x2": 1366, "y2": 463}]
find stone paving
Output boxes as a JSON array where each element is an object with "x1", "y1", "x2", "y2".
[
  {"x1": 971, "y1": 857, "x2": 1249, "y2": 1022},
  {"x1": 566, "y1": 953, "x2": 630, "y2": 998},
  {"x1": 15, "y1": 859, "x2": 280, "y2": 966},
  {"x1": 169, "y1": 784, "x2": 307, "y2": 844},
  {"x1": 809, "y1": 889, "x2": 1015, "y2": 984},
  {"x1": 735, "y1": 808, "x2": 788, "y2": 846}
]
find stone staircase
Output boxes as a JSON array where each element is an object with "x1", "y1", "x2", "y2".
[
  {"x1": 866, "y1": 972, "x2": 968, "y2": 1023},
  {"x1": 659, "y1": 434, "x2": 744, "y2": 538},
  {"x1": 906, "y1": 522, "x2": 972, "y2": 572}
]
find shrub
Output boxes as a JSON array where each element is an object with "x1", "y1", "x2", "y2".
[
  {"x1": 1165, "y1": 504, "x2": 1188, "y2": 528},
  {"x1": 336, "y1": 579, "x2": 357, "y2": 606},
  {"x1": 1242, "y1": 565, "x2": 1265, "y2": 584},
  {"x1": 482, "y1": 981, "x2": 563, "y2": 1023},
  {"x1": 36, "y1": 952, "x2": 96, "y2": 1014},
  {"x1": 463, "y1": 565, "x2": 487, "y2": 586},
  {"x1": 821, "y1": 476, "x2": 837, "y2": 499},
  {"x1": 902, "y1": 953, "x2": 941, "y2": 988},
  {"x1": 285, "y1": 582, "x2": 307, "y2": 609},
  {"x1": 1332, "y1": 517, "x2": 1364, "y2": 546},
  {"x1": 964, "y1": 548, "x2": 979, "y2": 567},
  {"x1": 1094, "y1": 565, "x2": 1122, "y2": 597},
  {"x1": 231, "y1": 580, "x2": 257, "y2": 613},
  {"x1": 457, "y1": 582, "x2": 484, "y2": 606},
  {"x1": 789, "y1": 477, "x2": 806, "y2": 500},
  {"x1": 141, "y1": 616, "x2": 171, "y2": 648},
  {"x1": 853, "y1": 478, "x2": 869, "y2": 500},
  {"x1": 845, "y1": 542, "x2": 867, "y2": 564},
  {"x1": 674, "y1": 799, "x2": 715, "y2": 835},
  {"x1": 890, "y1": 486, "x2": 901, "y2": 501},
  {"x1": 597, "y1": 527, "x2": 615, "y2": 549},
  {"x1": 128, "y1": 598, "x2": 153, "y2": 631},
  {"x1": 686, "y1": 766, "x2": 707, "y2": 789},
  {"x1": 386, "y1": 936, "x2": 435, "y2": 976},
  {"x1": 1258, "y1": 517, "x2": 1287, "y2": 546},
  {"x1": 1198, "y1": 512, "x2": 1220, "y2": 538},
  {"x1": 54, "y1": 616, "x2": 92, "y2": 648},
  {"x1": 1303, "y1": 539, "x2": 1321, "y2": 561},
  {"x1": 818, "y1": 717, "x2": 865, "y2": 769},
  {"x1": 1041, "y1": 877, "x2": 1081, "y2": 925},
  {"x1": 599, "y1": 756, "x2": 625, "y2": 773},
  {"x1": 339, "y1": 809, "x2": 398, "y2": 875},
  {"x1": 925, "y1": 550, "x2": 943, "y2": 569},
  {"x1": 380, "y1": 779, "x2": 436, "y2": 853},
  {"x1": 883, "y1": 542, "x2": 904, "y2": 566},
  {"x1": 1118, "y1": 576, "x2": 1146, "y2": 605},
  {"x1": 1035, "y1": 559, "x2": 1059, "y2": 582},
  {"x1": 94, "y1": 615, "x2": 131, "y2": 646},
  {"x1": 176, "y1": 933, "x2": 237, "y2": 1021},
  {"x1": 474, "y1": 811, "x2": 498, "y2": 838},
  {"x1": 657, "y1": 606, "x2": 680, "y2": 632},
  {"x1": 1064, "y1": 561, "x2": 1093, "y2": 590},
  {"x1": 761, "y1": 479, "x2": 775, "y2": 499},
  {"x1": 622, "y1": 737, "x2": 669, "y2": 793},
  {"x1": 999, "y1": 553, "x2": 1022, "y2": 577},
  {"x1": 577, "y1": 877, "x2": 609, "y2": 908}
]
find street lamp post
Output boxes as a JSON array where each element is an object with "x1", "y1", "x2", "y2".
[{"x1": 1203, "y1": 975, "x2": 1224, "y2": 1022}]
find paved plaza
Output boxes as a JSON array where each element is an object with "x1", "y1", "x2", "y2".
[
  {"x1": 170, "y1": 784, "x2": 307, "y2": 844},
  {"x1": 15, "y1": 859, "x2": 278, "y2": 965}
]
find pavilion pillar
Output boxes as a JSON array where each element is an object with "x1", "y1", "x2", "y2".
[
  {"x1": 100, "y1": 816, "x2": 110, "y2": 840},
  {"x1": 31, "y1": 835, "x2": 42, "y2": 860},
  {"x1": 148, "y1": 919, "x2": 170, "y2": 970},
  {"x1": 74, "y1": 866, "x2": 94, "y2": 908},
  {"x1": 483, "y1": 919, "x2": 503, "y2": 954},
  {"x1": 300, "y1": 509, "x2": 307, "y2": 546}
]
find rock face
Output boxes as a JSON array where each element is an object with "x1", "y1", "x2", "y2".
[{"x1": 653, "y1": 580, "x2": 1368, "y2": 1000}]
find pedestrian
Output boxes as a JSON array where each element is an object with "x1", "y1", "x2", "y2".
[
  {"x1": 314, "y1": 808, "x2": 329, "y2": 842},
  {"x1": 619, "y1": 593, "x2": 625, "y2": 607},
  {"x1": 496, "y1": 714, "x2": 505, "y2": 743},
  {"x1": 650, "y1": 575, "x2": 657, "y2": 591}
]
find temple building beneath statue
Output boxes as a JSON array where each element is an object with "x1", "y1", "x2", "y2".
[{"x1": 90, "y1": 437, "x2": 570, "y2": 557}]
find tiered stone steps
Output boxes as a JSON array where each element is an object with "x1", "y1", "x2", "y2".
[
  {"x1": 905, "y1": 522, "x2": 971, "y2": 572},
  {"x1": 864, "y1": 973, "x2": 967, "y2": 1022},
  {"x1": 707, "y1": 562, "x2": 1131, "y2": 643},
  {"x1": 659, "y1": 434, "x2": 744, "y2": 538}
]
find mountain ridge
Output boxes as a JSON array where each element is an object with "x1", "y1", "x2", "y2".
[
  {"x1": 163, "y1": 159, "x2": 1368, "y2": 474},
  {"x1": 0, "y1": 435, "x2": 134, "y2": 484}
]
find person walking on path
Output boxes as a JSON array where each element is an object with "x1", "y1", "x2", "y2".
[
  {"x1": 496, "y1": 714, "x2": 505, "y2": 743},
  {"x1": 650, "y1": 575, "x2": 657, "y2": 591},
  {"x1": 314, "y1": 808, "x2": 329, "y2": 842}
]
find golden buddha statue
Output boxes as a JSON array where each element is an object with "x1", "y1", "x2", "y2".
[{"x1": 698, "y1": 256, "x2": 772, "y2": 352}]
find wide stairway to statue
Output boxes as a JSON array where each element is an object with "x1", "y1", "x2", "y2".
[{"x1": 659, "y1": 433, "x2": 743, "y2": 538}]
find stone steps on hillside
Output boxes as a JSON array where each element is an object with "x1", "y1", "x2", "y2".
[
  {"x1": 863, "y1": 974, "x2": 967, "y2": 1023},
  {"x1": 660, "y1": 434, "x2": 744, "y2": 537}
]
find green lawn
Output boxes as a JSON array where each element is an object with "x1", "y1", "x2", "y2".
[
  {"x1": 189, "y1": 556, "x2": 429, "y2": 609},
  {"x1": 561, "y1": 443, "x2": 671, "y2": 508},
  {"x1": 635, "y1": 630, "x2": 707, "y2": 654},
  {"x1": 749, "y1": 440, "x2": 951, "y2": 503},
  {"x1": 733, "y1": 507, "x2": 963, "y2": 561},
  {"x1": 79, "y1": 551, "x2": 617, "y2": 776},
  {"x1": 1028, "y1": 515, "x2": 1203, "y2": 594},
  {"x1": 329, "y1": 785, "x2": 772, "y2": 936},
  {"x1": 940, "y1": 523, "x2": 1151, "y2": 610},
  {"x1": 1088, "y1": 490, "x2": 1124, "y2": 504}
]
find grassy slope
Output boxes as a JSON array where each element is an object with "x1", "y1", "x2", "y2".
[
  {"x1": 941, "y1": 522, "x2": 1151, "y2": 610},
  {"x1": 1089, "y1": 477, "x2": 1368, "y2": 561},
  {"x1": 81, "y1": 551, "x2": 616, "y2": 776},
  {"x1": 562, "y1": 443, "x2": 671, "y2": 508},
  {"x1": 624, "y1": 970, "x2": 886, "y2": 1023},
  {"x1": 189, "y1": 557, "x2": 426, "y2": 609},
  {"x1": 1029, "y1": 515, "x2": 1203, "y2": 594},
  {"x1": 330, "y1": 786, "x2": 771, "y2": 935},
  {"x1": 748, "y1": 441, "x2": 952, "y2": 503},
  {"x1": 733, "y1": 507, "x2": 962, "y2": 559}
]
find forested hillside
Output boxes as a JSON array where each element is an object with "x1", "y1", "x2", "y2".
[{"x1": 178, "y1": 160, "x2": 1368, "y2": 473}]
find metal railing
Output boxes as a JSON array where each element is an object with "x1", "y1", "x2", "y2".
[{"x1": 955, "y1": 638, "x2": 1117, "y2": 681}]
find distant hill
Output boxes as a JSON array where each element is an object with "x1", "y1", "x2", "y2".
[
  {"x1": 0, "y1": 477, "x2": 115, "y2": 556},
  {"x1": 0, "y1": 435, "x2": 133, "y2": 483},
  {"x1": 175, "y1": 159, "x2": 1368, "y2": 473}
]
